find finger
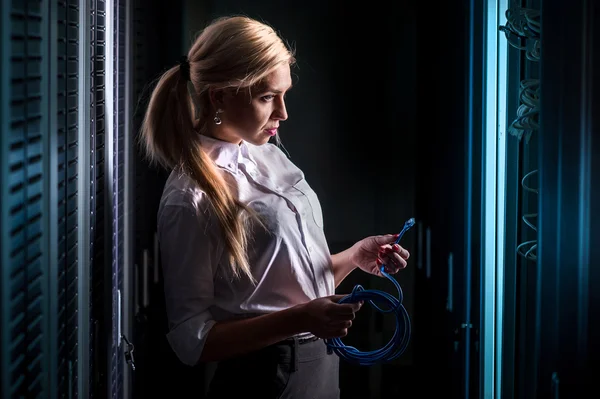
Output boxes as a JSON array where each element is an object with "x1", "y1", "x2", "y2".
[
  {"x1": 379, "y1": 244, "x2": 393, "y2": 253},
  {"x1": 328, "y1": 294, "x2": 348, "y2": 303},
  {"x1": 381, "y1": 245, "x2": 409, "y2": 260},
  {"x1": 383, "y1": 264, "x2": 398, "y2": 274},
  {"x1": 382, "y1": 253, "x2": 407, "y2": 272},
  {"x1": 329, "y1": 320, "x2": 353, "y2": 329},
  {"x1": 393, "y1": 252, "x2": 408, "y2": 269},
  {"x1": 338, "y1": 302, "x2": 361, "y2": 314},
  {"x1": 329, "y1": 294, "x2": 362, "y2": 308},
  {"x1": 373, "y1": 234, "x2": 400, "y2": 246},
  {"x1": 332, "y1": 328, "x2": 348, "y2": 338},
  {"x1": 326, "y1": 302, "x2": 351, "y2": 320},
  {"x1": 329, "y1": 311, "x2": 354, "y2": 321},
  {"x1": 348, "y1": 302, "x2": 362, "y2": 313},
  {"x1": 380, "y1": 247, "x2": 409, "y2": 268},
  {"x1": 372, "y1": 263, "x2": 385, "y2": 278},
  {"x1": 374, "y1": 260, "x2": 385, "y2": 276},
  {"x1": 329, "y1": 307, "x2": 356, "y2": 322},
  {"x1": 378, "y1": 252, "x2": 398, "y2": 271},
  {"x1": 380, "y1": 263, "x2": 398, "y2": 275},
  {"x1": 392, "y1": 244, "x2": 410, "y2": 260}
]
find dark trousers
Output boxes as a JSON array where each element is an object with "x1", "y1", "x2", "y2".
[{"x1": 207, "y1": 337, "x2": 340, "y2": 399}]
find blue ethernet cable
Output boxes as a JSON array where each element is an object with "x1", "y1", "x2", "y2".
[{"x1": 324, "y1": 217, "x2": 416, "y2": 366}]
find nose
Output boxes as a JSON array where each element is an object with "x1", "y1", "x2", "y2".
[{"x1": 273, "y1": 97, "x2": 288, "y2": 121}]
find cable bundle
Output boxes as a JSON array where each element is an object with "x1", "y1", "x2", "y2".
[
  {"x1": 499, "y1": 7, "x2": 541, "y2": 62},
  {"x1": 325, "y1": 218, "x2": 415, "y2": 366},
  {"x1": 509, "y1": 79, "x2": 540, "y2": 142},
  {"x1": 500, "y1": 7, "x2": 541, "y2": 143},
  {"x1": 499, "y1": 7, "x2": 541, "y2": 262}
]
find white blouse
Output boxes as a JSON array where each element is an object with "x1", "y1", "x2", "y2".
[{"x1": 157, "y1": 134, "x2": 335, "y2": 366}]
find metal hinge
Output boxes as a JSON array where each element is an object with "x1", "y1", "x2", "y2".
[{"x1": 122, "y1": 334, "x2": 136, "y2": 371}]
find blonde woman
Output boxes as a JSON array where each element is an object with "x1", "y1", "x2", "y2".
[{"x1": 140, "y1": 15, "x2": 410, "y2": 398}]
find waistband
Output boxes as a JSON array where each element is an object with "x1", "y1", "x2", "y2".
[
  {"x1": 292, "y1": 334, "x2": 319, "y2": 345},
  {"x1": 276, "y1": 335, "x2": 327, "y2": 365}
]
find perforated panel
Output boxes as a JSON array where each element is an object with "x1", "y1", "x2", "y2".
[
  {"x1": 56, "y1": 1, "x2": 80, "y2": 397},
  {"x1": 1, "y1": 1, "x2": 49, "y2": 398},
  {"x1": 89, "y1": 0, "x2": 108, "y2": 397},
  {"x1": 111, "y1": 0, "x2": 127, "y2": 397},
  {"x1": 2, "y1": 1, "x2": 132, "y2": 397}
]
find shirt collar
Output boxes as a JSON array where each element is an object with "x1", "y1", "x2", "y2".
[{"x1": 198, "y1": 134, "x2": 256, "y2": 173}]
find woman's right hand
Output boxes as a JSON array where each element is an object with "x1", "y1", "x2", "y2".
[{"x1": 299, "y1": 295, "x2": 363, "y2": 339}]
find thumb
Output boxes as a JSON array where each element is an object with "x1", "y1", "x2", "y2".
[
  {"x1": 372, "y1": 233, "x2": 399, "y2": 245},
  {"x1": 328, "y1": 294, "x2": 349, "y2": 303},
  {"x1": 329, "y1": 294, "x2": 363, "y2": 305}
]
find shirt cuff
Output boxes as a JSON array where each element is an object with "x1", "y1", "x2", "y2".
[{"x1": 166, "y1": 312, "x2": 217, "y2": 366}]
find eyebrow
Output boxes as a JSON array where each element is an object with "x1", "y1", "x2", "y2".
[
  {"x1": 273, "y1": 88, "x2": 292, "y2": 94},
  {"x1": 259, "y1": 83, "x2": 293, "y2": 94}
]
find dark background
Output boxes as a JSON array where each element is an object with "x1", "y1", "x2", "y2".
[
  {"x1": 132, "y1": 1, "x2": 468, "y2": 398},
  {"x1": 0, "y1": 0, "x2": 597, "y2": 398}
]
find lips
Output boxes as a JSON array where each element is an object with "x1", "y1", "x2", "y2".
[{"x1": 265, "y1": 128, "x2": 278, "y2": 136}]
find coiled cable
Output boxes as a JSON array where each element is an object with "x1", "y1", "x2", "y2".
[
  {"x1": 499, "y1": 6, "x2": 541, "y2": 263},
  {"x1": 499, "y1": 7, "x2": 541, "y2": 61},
  {"x1": 324, "y1": 217, "x2": 415, "y2": 366},
  {"x1": 508, "y1": 79, "x2": 540, "y2": 142},
  {"x1": 517, "y1": 169, "x2": 538, "y2": 261}
]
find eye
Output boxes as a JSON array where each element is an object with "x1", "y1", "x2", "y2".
[{"x1": 261, "y1": 94, "x2": 275, "y2": 102}]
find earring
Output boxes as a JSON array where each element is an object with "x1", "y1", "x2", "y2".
[{"x1": 213, "y1": 109, "x2": 222, "y2": 125}]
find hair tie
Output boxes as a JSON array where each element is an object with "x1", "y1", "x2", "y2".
[{"x1": 179, "y1": 56, "x2": 190, "y2": 81}]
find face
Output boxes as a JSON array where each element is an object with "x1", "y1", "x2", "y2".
[{"x1": 208, "y1": 63, "x2": 292, "y2": 145}]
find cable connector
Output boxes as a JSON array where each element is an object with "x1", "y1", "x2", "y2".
[{"x1": 394, "y1": 217, "x2": 416, "y2": 245}]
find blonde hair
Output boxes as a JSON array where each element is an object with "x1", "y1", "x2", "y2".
[{"x1": 139, "y1": 16, "x2": 296, "y2": 281}]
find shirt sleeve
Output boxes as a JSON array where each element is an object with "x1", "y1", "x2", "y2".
[{"x1": 157, "y1": 202, "x2": 222, "y2": 366}]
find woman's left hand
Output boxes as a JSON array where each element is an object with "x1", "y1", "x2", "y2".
[{"x1": 349, "y1": 234, "x2": 410, "y2": 277}]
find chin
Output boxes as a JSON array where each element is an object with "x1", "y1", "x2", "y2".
[{"x1": 247, "y1": 135, "x2": 272, "y2": 146}]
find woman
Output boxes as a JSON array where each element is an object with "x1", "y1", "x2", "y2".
[{"x1": 140, "y1": 15, "x2": 410, "y2": 399}]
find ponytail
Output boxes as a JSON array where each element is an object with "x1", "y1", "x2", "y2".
[
  {"x1": 140, "y1": 16, "x2": 294, "y2": 282},
  {"x1": 139, "y1": 64, "x2": 258, "y2": 282}
]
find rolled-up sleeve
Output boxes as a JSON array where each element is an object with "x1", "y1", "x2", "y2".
[{"x1": 157, "y1": 203, "x2": 221, "y2": 366}]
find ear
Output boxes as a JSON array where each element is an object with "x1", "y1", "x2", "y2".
[{"x1": 208, "y1": 87, "x2": 226, "y2": 111}]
